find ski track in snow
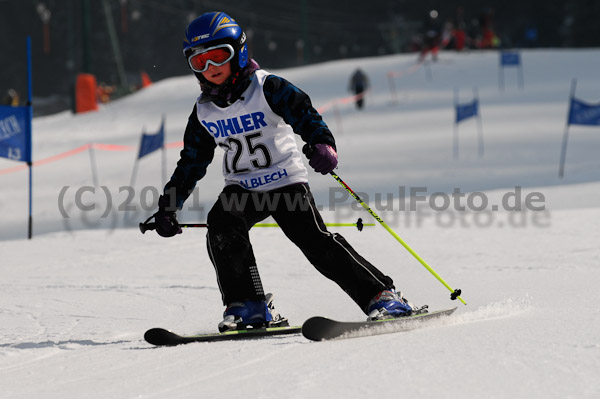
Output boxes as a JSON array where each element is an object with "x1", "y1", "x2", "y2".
[{"x1": 452, "y1": 296, "x2": 533, "y2": 323}]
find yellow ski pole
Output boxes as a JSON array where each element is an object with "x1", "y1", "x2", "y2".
[{"x1": 330, "y1": 171, "x2": 466, "y2": 305}]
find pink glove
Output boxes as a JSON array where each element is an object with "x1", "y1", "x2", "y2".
[{"x1": 304, "y1": 144, "x2": 338, "y2": 174}]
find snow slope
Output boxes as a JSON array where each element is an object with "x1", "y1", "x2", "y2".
[{"x1": 1, "y1": 49, "x2": 599, "y2": 398}]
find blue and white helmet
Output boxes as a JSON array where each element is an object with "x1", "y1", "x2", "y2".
[{"x1": 183, "y1": 12, "x2": 248, "y2": 73}]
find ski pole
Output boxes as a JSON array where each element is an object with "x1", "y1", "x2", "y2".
[
  {"x1": 330, "y1": 171, "x2": 466, "y2": 305},
  {"x1": 139, "y1": 218, "x2": 373, "y2": 234}
]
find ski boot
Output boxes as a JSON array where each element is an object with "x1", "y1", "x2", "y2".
[
  {"x1": 366, "y1": 289, "x2": 426, "y2": 321},
  {"x1": 218, "y1": 293, "x2": 289, "y2": 332}
]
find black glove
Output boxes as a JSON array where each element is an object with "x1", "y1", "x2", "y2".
[
  {"x1": 303, "y1": 143, "x2": 338, "y2": 174},
  {"x1": 154, "y1": 195, "x2": 182, "y2": 238}
]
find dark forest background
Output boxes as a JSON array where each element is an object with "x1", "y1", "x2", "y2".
[{"x1": 1, "y1": 0, "x2": 598, "y2": 114}]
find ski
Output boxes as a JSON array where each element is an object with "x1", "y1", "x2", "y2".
[
  {"x1": 301, "y1": 307, "x2": 457, "y2": 341},
  {"x1": 144, "y1": 325, "x2": 302, "y2": 346}
]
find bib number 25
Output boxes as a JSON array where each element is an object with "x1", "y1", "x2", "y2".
[{"x1": 220, "y1": 132, "x2": 272, "y2": 174}]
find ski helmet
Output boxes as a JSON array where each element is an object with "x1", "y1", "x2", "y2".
[{"x1": 183, "y1": 12, "x2": 248, "y2": 75}]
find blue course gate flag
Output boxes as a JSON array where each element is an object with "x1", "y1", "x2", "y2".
[
  {"x1": 456, "y1": 99, "x2": 478, "y2": 123},
  {"x1": 137, "y1": 118, "x2": 165, "y2": 159},
  {"x1": 568, "y1": 97, "x2": 600, "y2": 126},
  {"x1": 500, "y1": 51, "x2": 520, "y2": 66},
  {"x1": 0, "y1": 105, "x2": 32, "y2": 163}
]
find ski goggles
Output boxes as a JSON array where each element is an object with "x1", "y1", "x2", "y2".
[{"x1": 187, "y1": 44, "x2": 235, "y2": 73}]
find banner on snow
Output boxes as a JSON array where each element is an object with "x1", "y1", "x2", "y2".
[
  {"x1": 500, "y1": 51, "x2": 521, "y2": 66},
  {"x1": 558, "y1": 79, "x2": 600, "y2": 178},
  {"x1": 455, "y1": 99, "x2": 479, "y2": 123},
  {"x1": 0, "y1": 105, "x2": 32, "y2": 163},
  {"x1": 498, "y1": 50, "x2": 524, "y2": 90},
  {"x1": 137, "y1": 117, "x2": 165, "y2": 159},
  {"x1": 568, "y1": 97, "x2": 600, "y2": 126}
]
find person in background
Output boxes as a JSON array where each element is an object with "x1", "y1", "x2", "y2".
[
  {"x1": 348, "y1": 68, "x2": 369, "y2": 110},
  {"x1": 2, "y1": 89, "x2": 20, "y2": 106},
  {"x1": 419, "y1": 10, "x2": 442, "y2": 62},
  {"x1": 477, "y1": 9, "x2": 500, "y2": 49}
]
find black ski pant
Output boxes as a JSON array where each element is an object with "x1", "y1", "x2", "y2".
[{"x1": 206, "y1": 183, "x2": 394, "y2": 314}]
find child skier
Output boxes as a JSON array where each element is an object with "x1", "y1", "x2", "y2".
[{"x1": 152, "y1": 11, "x2": 415, "y2": 332}]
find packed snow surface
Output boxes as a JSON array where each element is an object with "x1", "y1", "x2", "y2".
[{"x1": 1, "y1": 49, "x2": 599, "y2": 398}]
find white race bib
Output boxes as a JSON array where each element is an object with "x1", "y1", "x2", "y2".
[{"x1": 196, "y1": 70, "x2": 308, "y2": 191}]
